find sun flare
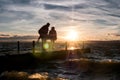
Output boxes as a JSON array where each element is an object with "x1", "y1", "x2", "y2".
[
  {"x1": 69, "y1": 46, "x2": 75, "y2": 50},
  {"x1": 65, "y1": 30, "x2": 79, "y2": 41}
]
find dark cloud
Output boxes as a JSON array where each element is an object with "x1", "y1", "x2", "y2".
[
  {"x1": 11, "y1": 35, "x2": 37, "y2": 39},
  {"x1": 49, "y1": 13, "x2": 64, "y2": 20},
  {"x1": 115, "y1": 34, "x2": 120, "y2": 37},
  {"x1": 0, "y1": 11, "x2": 34, "y2": 23},
  {"x1": 0, "y1": 35, "x2": 37, "y2": 41},
  {"x1": 93, "y1": 19, "x2": 117, "y2": 26},
  {"x1": 0, "y1": 0, "x2": 120, "y2": 40},
  {"x1": 0, "y1": 0, "x2": 31, "y2": 12},
  {"x1": 43, "y1": 3, "x2": 71, "y2": 11},
  {"x1": 49, "y1": 12, "x2": 71, "y2": 20},
  {"x1": 72, "y1": 18, "x2": 88, "y2": 22},
  {"x1": 0, "y1": 26, "x2": 13, "y2": 32},
  {"x1": 0, "y1": 0, "x2": 31, "y2": 5},
  {"x1": 43, "y1": 0, "x2": 69, "y2": 1},
  {"x1": 108, "y1": 33, "x2": 120, "y2": 37},
  {"x1": 43, "y1": 3, "x2": 88, "y2": 11},
  {"x1": 0, "y1": 0, "x2": 10, "y2": 12},
  {"x1": 97, "y1": 7, "x2": 110, "y2": 12},
  {"x1": 0, "y1": 0, "x2": 10, "y2": 6},
  {"x1": 11, "y1": 0, "x2": 31, "y2": 4},
  {"x1": 0, "y1": 16, "x2": 15, "y2": 23},
  {"x1": 107, "y1": 14, "x2": 120, "y2": 18},
  {"x1": 0, "y1": 0, "x2": 34, "y2": 23},
  {"x1": 0, "y1": 34, "x2": 10, "y2": 37},
  {"x1": 10, "y1": 11, "x2": 34, "y2": 20},
  {"x1": 104, "y1": 0, "x2": 120, "y2": 9},
  {"x1": 74, "y1": 4, "x2": 89, "y2": 9}
]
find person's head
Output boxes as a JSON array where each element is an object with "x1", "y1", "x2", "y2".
[
  {"x1": 46, "y1": 22, "x2": 50, "y2": 26},
  {"x1": 51, "y1": 27, "x2": 55, "y2": 30}
]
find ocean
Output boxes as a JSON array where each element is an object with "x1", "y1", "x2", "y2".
[{"x1": 0, "y1": 41, "x2": 120, "y2": 80}]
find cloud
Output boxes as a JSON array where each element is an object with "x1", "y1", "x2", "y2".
[
  {"x1": 108, "y1": 33, "x2": 120, "y2": 37},
  {"x1": 43, "y1": 2, "x2": 88, "y2": 11},
  {"x1": 0, "y1": 11, "x2": 34, "y2": 23},
  {"x1": 104, "y1": 0, "x2": 120, "y2": 9},
  {"x1": 0, "y1": 34, "x2": 10, "y2": 37},
  {"x1": 11, "y1": 35, "x2": 37, "y2": 39},
  {"x1": 0, "y1": 35, "x2": 37, "y2": 41},
  {"x1": 107, "y1": 14, "x2": 120, "y2": 18},
  {"x1": 43, "y1": 3, "x2": 71, "y2": 11},
  {"x1": 0, "y1": 0, "x2": 120, "y2": 40},
  {"x1": 92, "y1": 19, "x2": 117, "y2": 26},
  {"x1": 0, "y1": 0, "x2": 30, "y2": 5},
  {"x1": 115, "y1": 34, "x2": 120, "y2": 37},
  {"x1": 11, "y1": 0, "x2": 31, "y2": 4}
]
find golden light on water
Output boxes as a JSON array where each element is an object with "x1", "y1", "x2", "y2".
[
  {"x1": 69, "y1": 46, "x2": 75, "y2": 50},
  {"x1": 28, "y1": 73, "x2": 45, "y2": 79},
  {"x1": 108, "y1": 59, "x2": 112, "y2": 62}
]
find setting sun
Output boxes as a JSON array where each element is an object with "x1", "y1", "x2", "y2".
[{"x1": 65, "y1": 30, "x2": 79, "y2": 41}]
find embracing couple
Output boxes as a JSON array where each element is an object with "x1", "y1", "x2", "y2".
[{"x1": 37, "y1": 23, "x2": 57, "y2": 51}]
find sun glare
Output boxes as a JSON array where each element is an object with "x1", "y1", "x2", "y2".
[
  {"x1": 69, "y1": 46, "x2": 75, "y2": 50},
  {"x1": 65, "y1": 30, "x2": 79, "y2": 41}
]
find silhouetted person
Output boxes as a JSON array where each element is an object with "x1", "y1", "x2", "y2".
[
  {"x1": 38, "y1": 23, "x2": 50, "y2": 51},
  {"x1": 49, "y1": 27, "x2": 57, "y2": 50}
]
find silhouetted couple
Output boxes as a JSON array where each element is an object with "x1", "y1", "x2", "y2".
[{"x1": 37, "y1": 23, "x2": 57, "y2": 51}]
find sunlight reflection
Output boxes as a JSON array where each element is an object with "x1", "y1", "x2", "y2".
[
  {"x1": 108, "y1": 59, "x2": 112, "y2": 63},
  {"x1": 69, "y1": 46, "x2": 75, "y2": 50},
  {"x1": 28, "y1": 73, "x2": 47, "y2": 79}
]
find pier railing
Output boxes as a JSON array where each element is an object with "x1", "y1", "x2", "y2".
[{"x1": 0, "y1": 41, "x2": 69, "y2": 55}]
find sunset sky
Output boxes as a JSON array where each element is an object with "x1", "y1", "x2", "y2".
[{"x1": 0, "y1": 0, "x2": 120, "y2": 41}]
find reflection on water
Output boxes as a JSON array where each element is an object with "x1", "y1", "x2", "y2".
[
  {"x1": 0, "y1": 57, "x2": 120, "y2": 80},
  {"x1": 69, "y1": 46, "x2": 75, "y2": 50},
  {"x1": 0, "y1": 41, "x2": 120, "y2": 80}
]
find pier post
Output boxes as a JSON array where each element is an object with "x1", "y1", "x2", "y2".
[
  {"x1": 17, "y1": 41, "x2": 20, "y2": 54},
  {"x1": 32, "y1": 41, "x2": 35, "y2": 53},
  {"x1": 65, "y1": 42, "x2": 68, "y2": 51},
  {"x1": 82, "y1": 41, "x2": 84, "y2": 49}
]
